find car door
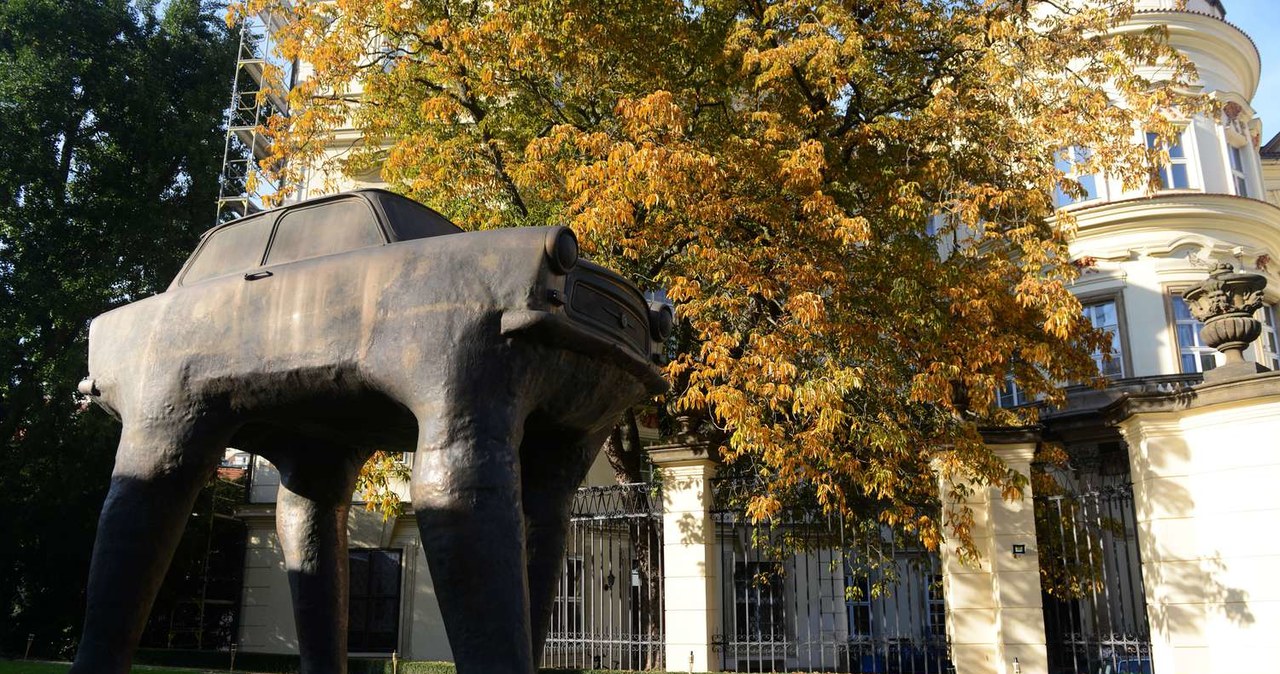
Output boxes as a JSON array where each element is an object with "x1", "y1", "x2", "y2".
[
  {"x1": 262, "y1": 196, "x2": 389, "y2": 268},
  {"x1": 248, "y1": 196, "x2": 389, "y2": 363},
  {"x1": 176, "y1": 211, "x2": 276, "y2": 288},
  {"x1": 162, "y1": 212, "x2": 279, "y2": 375}
]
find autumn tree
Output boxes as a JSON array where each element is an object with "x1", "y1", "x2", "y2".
[{"x1": 233, "y1": 0, "x2": 1200, "y2": 555}]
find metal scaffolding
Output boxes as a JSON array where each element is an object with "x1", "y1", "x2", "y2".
[{"x1": 216, "y1": 7, "x2": 295, "y2": 223}]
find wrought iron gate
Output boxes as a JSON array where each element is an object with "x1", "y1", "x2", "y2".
[
  {"x1": 712, "y1": 478, "x2": 951, "y2": 673},
  {"x1": 1036, "y1": 483, "x2": 1153, "y2": 674},
  {"x1": 542, "y1": 483, "x2": 665, "y2": 670}
]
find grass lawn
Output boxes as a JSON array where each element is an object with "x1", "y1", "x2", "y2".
[{"x1": 0, "y1": 661, "x2": 234, "y2": 674}]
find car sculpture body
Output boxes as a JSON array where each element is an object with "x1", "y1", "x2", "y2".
[{"x1": 70, "y1": 190, "x2": 670, "y2": 674}]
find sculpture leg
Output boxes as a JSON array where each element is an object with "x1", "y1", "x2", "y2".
[
  {"x1": 273, "y1": 446, "x2": 369, "y2": 674},
  {"x1": 71, "y1": 419, "x2": 226, "y2": 674},
  {"x1": 521, "y1": 428, "x2": 610, "y2": 662},
  {"x1": 411, "y1": 410, "x2": 532, "y2": 674}
]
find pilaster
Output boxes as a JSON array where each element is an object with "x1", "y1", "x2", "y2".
[
  {"x1": 649, "y1": 442, "x2": 720, "y2": 672},
  {"x1": 1112, "y1": 373, "x2": 1280, "y2": 674},
  {"x1": 940, "y1": 431, "x2": 1048, "y2": 674}
]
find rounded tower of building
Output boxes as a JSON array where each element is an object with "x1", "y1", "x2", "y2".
[
  {"x1": 1057, "y1": 0, "x2": 1276, "y2": 385},
  {"x1": 1035, "y1": 5, "x2": 1280, "y2": 673}
]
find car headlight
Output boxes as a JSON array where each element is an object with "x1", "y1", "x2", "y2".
[
  {"x1": 648, "y1": 302, "x2": 674, "y2": 342},
  {"x1": 544, "y1": 226, "x2": 579, "y2": 274}
]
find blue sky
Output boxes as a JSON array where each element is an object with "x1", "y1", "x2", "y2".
[{"x1": 1227, "y1": 0, "x2": 1280, "y2": 140}]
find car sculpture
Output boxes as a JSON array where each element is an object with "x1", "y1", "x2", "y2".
[{"x1": 70, "y1": 189, "x2": 671, "y2": 674}]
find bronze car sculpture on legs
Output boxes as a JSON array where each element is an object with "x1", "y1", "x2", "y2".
[{"x1": 70, "y1": 190, "x2": 670, "y2": 674}]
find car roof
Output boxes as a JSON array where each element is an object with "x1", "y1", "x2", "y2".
[{"x1": 198, "y1": 189, "x2": 436, "y2": 240}]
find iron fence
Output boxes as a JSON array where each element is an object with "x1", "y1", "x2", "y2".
[
  {"x1": 712, "y1": 478, "x2": 951, "y2": 673},
  {"x1": 542, "y1": 483, "x2": 665, "y2": 671},
  {"x1": 1036, "y1": 483, "x2": 1153, "y2": 674}
]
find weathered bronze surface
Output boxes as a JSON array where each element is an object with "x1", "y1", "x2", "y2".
[{"x1": 70, "y1": 190, "x2": 668, "y2": 674}]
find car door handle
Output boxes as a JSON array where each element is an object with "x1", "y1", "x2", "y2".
[{"x1": 243, "y1": 270, "x2": 273, "y2": 281}]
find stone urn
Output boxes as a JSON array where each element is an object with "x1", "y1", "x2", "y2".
[{"x1": 1183, "y1": 262, "x2": 1269, "y2": 381}]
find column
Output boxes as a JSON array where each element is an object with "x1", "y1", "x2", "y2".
[
  {"x1": 940, "y1": 429, "x2": 1048, "y2": 674},
  {"x1": 649, "y1": 440, "x2": 720, "y2": 673},
  {"x1": 1114, "y1": 374, "x2": 1280, "y2": 674}
]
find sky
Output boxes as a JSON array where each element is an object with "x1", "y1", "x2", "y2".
[{"x1": 1226, "y1": 0, "x2": 1280, "y2": 140}]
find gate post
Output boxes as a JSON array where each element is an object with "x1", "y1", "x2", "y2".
[
  {"x1": 1111, "y1": 373, "x2": 1280, "y2": 674},
  {"x1": 940, "y1": 428, "x2": 1049, "y2": 674},
  {"x1": 649, "y1": 435, "x2": 720, "y2": 673}
]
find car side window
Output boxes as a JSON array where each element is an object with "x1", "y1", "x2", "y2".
[
  {"x1": 181, "y1": 214, "x2": 273, "y2": 285},
  {"x1": 265, "y1": 198, "x2": 384, "y2": 266}
]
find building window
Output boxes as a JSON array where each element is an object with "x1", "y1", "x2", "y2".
[
  {"x1": 551, "y1": 556, "x2": 584, "y2": 636},
  {"x1": 925, "y1": 215, "x2": 941, "y2": 237},
  {"x1": 348, "y1": 549, "x2": 402, "y2": 653},
  {"x1": 1172, "y1": 294, "x2": 1218, "y2": 373},
  {"x1": 998, "y1": 293, "x2": 1124, "y2": 400},
  {"x1": 997, "y1": 377, "x2": 1026, "y2": 408},
  {"x1": 1054, "y1": 147, "x2": 1099, "y2": 207},
  {"x1": 734, "y1": 561, "x2": 786, "y2": 642},
  {"x1": 846, "y1": 574, "x2": 873, "y2": 640},
  {"x1": 1259, "y1": 304, "x2": 1280, "y2": 371},
  {"x1": 927, "y1": 574, "x2": 946, "y2": 639},
  {"x1": 1146, "y1": 131, "x2": 1190, "y2": 189},
  {"x1": 1083, "y1": 299, "x2": 1124, "y2": 377},
  {"x1": 1229, "y1": 144, "x2": 1251, "y2": 197}
]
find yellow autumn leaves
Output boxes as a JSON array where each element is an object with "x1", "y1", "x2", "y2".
[{"x1": 228, "y1": 0, "x2": 1199, "y2": 555}]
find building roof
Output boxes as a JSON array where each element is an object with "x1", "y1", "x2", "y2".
[
  {"x1": 1263, "y1": 132, "x2": 1280, "y2": 159},
  {"x1": 1131, "y1": 6, "x2": 1260, "y2": 68}
]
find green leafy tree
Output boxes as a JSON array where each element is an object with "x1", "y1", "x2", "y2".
[{"x1": 0, "y1": 0, "x2": 236, "y2": 655}]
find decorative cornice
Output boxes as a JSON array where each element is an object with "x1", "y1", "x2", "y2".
[
  {"x1": 978, "y1": 425, "x2": 1043, "y2": 446},
  {"x1": 1070, "y1": 192, "x2": 1280, "y2": 227},
  {"x1": 1104, "y1": 370, "x2": 1280, "y2": 423},
  {"x1": 1131, "y1": 8, "x2": 1258, "y2": 57},
  {"x1": 1136, "y1": 8, "x2": 1254, "y2": 67},
  {"x1": 647, "y1": 441, "x2": 719, "y2": 468},
  {"x1": 1064, "y1": 193, "x2": 1280, "y2": 266}
]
